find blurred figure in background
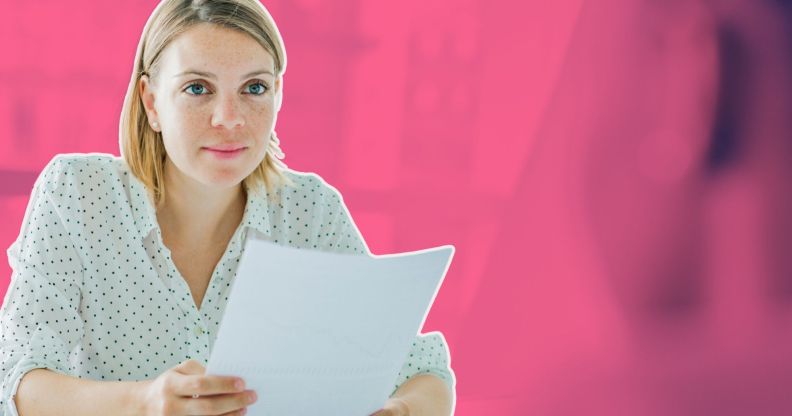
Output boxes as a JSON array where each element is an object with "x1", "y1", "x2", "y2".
[{"x1": 458, "y1": 0, "x2": 792, "y2": 414}]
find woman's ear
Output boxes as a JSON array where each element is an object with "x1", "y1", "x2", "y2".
[{"x1": 139, "y1": 74, "x2": 160, "y2": 129}]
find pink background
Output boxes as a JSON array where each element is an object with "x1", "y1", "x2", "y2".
[{"x1": 4, "y1": 0, "x2": 792, "y2": 414}]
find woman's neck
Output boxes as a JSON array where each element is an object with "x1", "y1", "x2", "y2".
[{"x1": 156, "y1": 160, "x2": 246, "y2": 245}]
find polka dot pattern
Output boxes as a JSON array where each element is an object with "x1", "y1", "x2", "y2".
[{"x1": 0, "y1": 153, "x2": 454, "y2": 413}]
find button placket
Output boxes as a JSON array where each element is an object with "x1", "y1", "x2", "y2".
[{"x1": 193, "y1": 325, "x2": 205, "y2": 337}]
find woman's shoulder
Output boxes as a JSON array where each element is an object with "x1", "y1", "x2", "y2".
[
  {"x1": 279, "y1": 168, "x2": 345, "y2": 203},
  {"x1": 35, "y1": 152, "x2": 130, "y2": 195}
]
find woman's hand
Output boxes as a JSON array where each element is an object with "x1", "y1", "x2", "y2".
[
  {"x1": 136, "y1": 359, "x2": 258, "y2": 415},
  {"x1": 369, "y1": 397, "x2": 411, "y2": 416}
]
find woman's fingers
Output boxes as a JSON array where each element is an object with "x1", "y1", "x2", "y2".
[
  {"x1": 173, "y1": 373, "x2": 247, "y2": 397},
  {"x1": 369, "y1": 397, "x2": 409, "y2": 416},
  {"x1": 143, "y1": 359, "x2": 254, "y2": 416},
  {"x1": 180, "y1": 390, "x2": 257, "y2": 415},
  {"x1": 168, "y1": 359, "x2": 246, "y2": 397},
  {"x1": 217, "y1": 408, "x2": 248, "y2": 416},
  {"x1": 167, "y1": 359, "x2": 256, "y2": 415}
]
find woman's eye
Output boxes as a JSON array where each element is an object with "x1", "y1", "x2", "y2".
[
  {"x1": 246, "y1": 82, "x2": 268, "y2": 95},
  {"x1": 184, "y1": 83, "x2": 208, "y2": 95},
  {"x1": 183, "y1": 81, "x2": 267, "y2": 96}
]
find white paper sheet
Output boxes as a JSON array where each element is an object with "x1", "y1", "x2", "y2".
[{"x1": 206, "y1": 237, "x2": 454, "y2": 416}]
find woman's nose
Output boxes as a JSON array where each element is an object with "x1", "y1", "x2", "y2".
[{"x1": 211, "y1": 94, "x2": 245, "y2": 129}]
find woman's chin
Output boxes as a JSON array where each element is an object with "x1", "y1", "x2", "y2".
[
  {"x1": 194, "y1": 169, "x2": 250, "y2": 189},
  {"x1": 193, "y1": 160, "x2": 257, "y2": 187}
]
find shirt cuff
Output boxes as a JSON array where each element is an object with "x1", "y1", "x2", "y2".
[{"x1": 2, "y1": 359, "x2": 69, "y2": 416}]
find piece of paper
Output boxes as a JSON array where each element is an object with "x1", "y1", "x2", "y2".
[{"x1": 206, "y1": 237, "x2": 454, "y2": 415}]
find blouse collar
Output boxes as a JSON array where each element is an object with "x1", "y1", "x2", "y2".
[{"x1": 125, "y1": 163, "x2": 273, "y2": 240}]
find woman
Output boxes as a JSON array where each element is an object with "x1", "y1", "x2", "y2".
[{"x1": 0, "y1": 0, "x2": 455, "y2": 415}]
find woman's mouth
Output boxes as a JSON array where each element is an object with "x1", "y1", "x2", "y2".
[{"x1": 202, "y1": 146, "x2": 247, "y2": 159}]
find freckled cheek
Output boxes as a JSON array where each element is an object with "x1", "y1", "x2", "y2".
[
  {"x1": 180, "y1": 103, "x2": 212, "y2": 122},
  {"x1": 168, "y1": 101, "x2": 210, "y2": 128},
  {"x1": 160, "y1": 106, "x2": 206, "y2": 157},
  {"x1": 245, "y1": 103, "x2": 276, "y2": 138},
  {"x1": 247, "y1": 100, "x2": 274, "y2": 118}
]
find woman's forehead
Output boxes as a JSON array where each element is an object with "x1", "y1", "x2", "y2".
[{"x1": 159, "y1": 23, "x2": 275, "y2": 78}]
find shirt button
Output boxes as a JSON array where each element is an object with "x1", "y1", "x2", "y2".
[{"x1": 194, "y1": 326, "x2": 205, "y2": 337}]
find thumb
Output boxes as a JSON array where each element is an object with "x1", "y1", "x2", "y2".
[{"x1": 173, "y1": 359, "x2": 206, "y2": 376}]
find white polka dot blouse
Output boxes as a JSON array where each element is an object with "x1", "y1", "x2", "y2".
[{"x1": 0, "y1": 154, "x2": 455, "y2": 415}]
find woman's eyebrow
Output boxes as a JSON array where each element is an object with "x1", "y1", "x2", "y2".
[{"x1": 173, "y1": 69, "x2": 274, "y2": 79}]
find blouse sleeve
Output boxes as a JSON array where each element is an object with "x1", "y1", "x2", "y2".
[
  {"x1": 316, "y1": 182, "x2": 370, "y2": 255},
  {"x1": 389, "y1": 331, "x2": 456, "y2": 396},
  {"x1": 316, "y1": 181, "x2": 457, "y2": 397},
  {"x1": 0, "y1": 156, "x2": 86, "y2": 416}
]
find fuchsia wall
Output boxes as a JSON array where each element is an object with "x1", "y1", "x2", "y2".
[{"x1": 3, "y1": 0, "x2": 792, "y2": 414}]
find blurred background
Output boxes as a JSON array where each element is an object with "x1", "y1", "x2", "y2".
[{"x1": 3, "y1": 0, "x2": 792, "y2": 414}]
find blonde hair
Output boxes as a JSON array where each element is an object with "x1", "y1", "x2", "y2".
[{"x1": 119, "y1": 0, "x2": 294, "y2": 205}]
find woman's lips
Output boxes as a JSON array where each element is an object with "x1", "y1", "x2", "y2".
[{"x1": 202, "y1": 146, "x2": 247, "y2": 159}]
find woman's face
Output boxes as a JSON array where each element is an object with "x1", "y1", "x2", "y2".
[{"x1": 140, "y1": 23, "x2": 281, "y2": 191}]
